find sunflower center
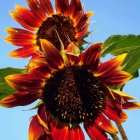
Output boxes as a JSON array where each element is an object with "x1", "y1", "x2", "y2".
[
  {"x1": 36, "y1": 14, "x2": 76, "y2": 50},
  {"x1": 42, "y1": 66, "x2": 106, "y2": 124}
]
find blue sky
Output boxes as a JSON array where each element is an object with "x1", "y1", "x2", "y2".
[{"x1": 0, "y1": 0, "x2": 140, "y2": 139}]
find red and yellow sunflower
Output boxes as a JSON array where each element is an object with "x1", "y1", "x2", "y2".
[
  {"x1": 5, "y1": 0, "x2": 94, "y2": 58},
  {"x1": 0, "y1": 40, "x2": 140, "y2": 140}
]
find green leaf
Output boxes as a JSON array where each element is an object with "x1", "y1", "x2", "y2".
[
  {"x1": 102, "y1": 35, "x2": 140, "y2": 79},
  {"x1": 102, "y1": 35, "x2": 140, "y2": 56},
  {"x1": 122, "y1": 48, "x2": 140, "y2": 78},
  {"x1": 0, "y1": 67, "x2": 25, "y2": 100}
]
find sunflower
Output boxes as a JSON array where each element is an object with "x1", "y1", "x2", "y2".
[
  {"x1": 1, "y1": 40, "x2": 140, "y2": 140},
  {"x1": 5, "y1": 0, "x2": 94, "y2": 58}
]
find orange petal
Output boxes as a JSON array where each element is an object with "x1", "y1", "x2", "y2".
[
  {"x1": 66, "y1": 54, "x2": 79, "y2": 65},
  {"x1": 111, "y1": 89, "x2": 136, "y2": 100},
  {"x1": 29, "y1": 115, "x2": 45, "y2": 140},
  {"x1": 10, "y1": 11, "x2": 37, "y2": 31},
  {"x1": 76, "y1": 12, "x2": 94, "y2": 31},
  {"x1": 9, "y1": 45, "x2": 37, "y2": 58},
  {"x1": 55, "y1": 0, "x2": 69, "y2": 14},
  {"x1": 39, "y1": 0, "x2": 54, "y2": 16},
  {"x1": 102, "y1": 70, "x2": 132, "y2": 86},
  {"x1": 49, "y1": 121, "x2": 70, "y2": 140},
  {"x1": 5, "y1": 36, "x2": 36, "y2": 46},
  {"x1": 123, "y1": 102, "x2": 140, "y2": 110},
  {"x1": 40, "y1": 39, "x2": 64, "y2": 70},
  {"x1": 95, "y1": 114, "x2": 118, "y2": 134},
  {"x1": 27, "y1": 0, "x2": 46, "y2": 21},
  {"x1": 0, "y1": 91, "x2": 41, "y2": 108},
  {"x1": 67, "y1": 0, "x2": 83, "y2": 19},
  {"x1": 15, "y1": 5, "x2": 41, "y2": 27},
  {"x1": 29, "y1": 64, "x2": 52, "y2": 78},
  {"x1": 104, "y1": 102, "x2": 128, "y2": 123},
  {"x1": 97, "y1": 53, "x2": 127, "y2": 78},
  {"x1": 70, "y1": 126, "x2": 85, "y2": 140},
  {"x1": 84, "y1": 123, "x2": 108, "y2": 140},
  {"x1": 5, "y1": 74, "x2": 44, "y2": 91},
  {"x1": 79, "y1": 43, "x2": 102, "y2": 71},
  {"x1": 75, "y1": 23, "x2": 90, "y2": 40},
  {"x1": 6, "y1": 27, "x2": 35, "y2": 37},
  {"x1": 37, "y1": 105, "x2": 51, "y2": 134}
]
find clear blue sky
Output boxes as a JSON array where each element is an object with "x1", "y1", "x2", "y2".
[{"x1": 0, "y1": 0, "x2": 140, "y2": 140}]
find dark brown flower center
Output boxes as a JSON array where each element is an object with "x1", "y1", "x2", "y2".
[
  {"x1": 36, "y1": 14, "x2": 76, "y2": 50},
  {"x1": 42, "y1": 66, "x2": 106, "y2": 124}
]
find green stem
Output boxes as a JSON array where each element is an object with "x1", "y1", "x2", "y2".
[
  {"x1": 110, "y1": 134, "x2": 119, "y2": 140},
  {"x1": 116, "y1": 122, "x2": 128, "y2": 140}
]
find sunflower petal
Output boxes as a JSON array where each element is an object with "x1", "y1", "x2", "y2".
[
  {"x1": 26, "y1": 0, "x2": 46, "y2": 21},
  {"x1": 5, "y1": 74, "x2": 44, "y2": 91},
  {"x1": 111, "y1": 89, "x2": 136, "y2": 100},
  {"x1": 67, "y1": 0, "x2": 83, "y2": 19},
  {"x1": 103, "y1": 70, "x2": 132, "y2": 86},
  {"x1": 9, "y1": 11, "x2": 37, "y2": 31},
  {"x1": 0, "y1": 91, "x2": 41, "y2": 108},
  {"x1": 55, "y1": 0, "x2": 69, "y2": 14},
  {"x1": 104, "y1": 102, "x2": 128, "y2": 123},
  {"x1": 9, "y1": 45, "x2": 37, "y2": 58},
  {"x1": 15, "y1": 5, "x2": 41, "y2": 27},
  {"x1": 79, "y1": 43, "x2": 102, "y2": 71},
  {"x1": 29, "y1": 64, "x2": 52, "y2": 78},
  {"x1": 70, "y1": 126, "x2": 85, "y2": 140},
  {"x1": 97, "y1": 53, "x2": 127, "y2": 78},
  {"x1": 76, "y1": 23, "x2": 90, "y2": 40},
  {"x1": 84, "y1": 123, "x2": 108, "y2": 140},
  {"x1": 27, "y1": 0, "x2": 46, "y2": 22},
  {"x1": 40, "y1": 39, "x2": 64, "y2": 70},
  {"x1": 95, "y1": 114, "x2": 118, "y2": 134},
  {"x1": 37, "y1": 105, "x2": 51, "y2": 134},
  {"x1": 29, "y1": 115, "x2": 45, "y2": 140},
  {"x1": 67, "y1": 54, "x2": 79, "y2": 65},
  {"x1": 76, "y1": 12, "x2": 94, "y2": 31},
  {"x1": 39, "y1": 0, "x2": 54, "y2": 16},
  {"x1": 123, "y1": 102, "x2": 140, "y2": 110},
  {"x1": 50, "y1": 121, "x2": 70, "y2": 140}
]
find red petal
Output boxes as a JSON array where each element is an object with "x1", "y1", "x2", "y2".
[
  {"x1": 15, "y1": 5, "x2": 41, "y2": 27},
  {"x1": 123, "y1": 102, "x2": 140, "y2": 110},
  {"x1": 79, "y1": 43, "x2": 102, "y2": 71},
  {"x1": 5, "y1": 74, "x2": 44, "y2": 91},
  {"x1": 29, "y1": 64, "x2": 52, "y2": 78},
  {"x1": 49, "y1": 121, "x2": 70, "y2": 140},
  {"x1": 104, "y1": 102, "x2": 128, "y2": 123},
  {"x1": 66, "y1": 0, "x2": 82, "y2": 19},
  {"x1": 10, "y1": 11, "x2": 37, "y2": 31},
  {"x1": 39, "y1": 0, "x2": 54, "y2": 16},
  {"x1": 70, "y1": 126, "x2": 85, "y2": 140},
  {"x1": 111, "y1": 89, "x2": 136, "y2": 100},
  {"x1": 55, "y1": 0, "x2": 69, "y2": 14},
  {"x1": 95, "y1": 114, "x2": 118, "y2": 134},
  {"x1": 37, "y1": 106, "x2": 51, "y2": 134},
  {"x1": 102, "y1": 70, "x2": 132, "y2": 86},
  {"x1": 97, "y1": 53, "x2": 127, "y2": 78},
  {"x1": 84, "y1": 123, "x2": 108, "y2": 140},
  {"x1": 76, "y1": 12, "x2": 94, "y2": 31},
  {"x1": 29, "y1": 115, "x2": 45, "y2": 140},
  {"x1": 27, "y1": 0, "x2": 46, "y2": 21},
  {"x1": 40, "y1": 39, "x2": 64, "y2": 70},
  {"x1": 75, "y1": 23, "x2": 90, "y2": 40},
  {"x1": 0, "y1": 91, "x2": 41, "y2": 108},
  {"x1": 67, "y1": 54, "x2": 79, "y2": 65},
  {"x1": 9, "y1": 45, "x2": 37, "y2": 58}
]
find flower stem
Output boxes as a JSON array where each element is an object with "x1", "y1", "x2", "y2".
[
  {"x1": 110, "y1": 134, "x2": 119, "y2": 140},
  {"x1": 116, "y1": 122, "x2": 128, "y2": 140}
]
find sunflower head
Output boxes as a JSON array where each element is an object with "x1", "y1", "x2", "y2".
[{"x1": 5, "y1": 0, "x2": 94, "y2": 58}]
